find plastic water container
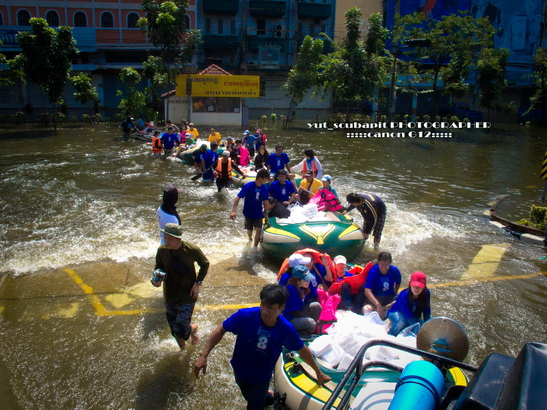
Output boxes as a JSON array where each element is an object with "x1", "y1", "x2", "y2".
[{"x1": 388, "y1": 360, "x2": 445, "y2": 410}]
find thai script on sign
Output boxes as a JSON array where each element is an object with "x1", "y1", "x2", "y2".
[{"x1": 175, "y1": 74, "x2": 260, "y2": 98}]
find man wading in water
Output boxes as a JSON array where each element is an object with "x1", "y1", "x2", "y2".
[{"x1": 151, "y1": 223, "x2": 209, "y2": 350}]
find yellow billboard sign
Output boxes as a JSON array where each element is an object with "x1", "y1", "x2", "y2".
[{"x1": 175, "y1": 75, "x2": 260, "y2": 97}]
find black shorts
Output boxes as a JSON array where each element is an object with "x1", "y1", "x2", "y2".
[{"x1": 245, "y1": 217, "x2": 263, "y2": 230}]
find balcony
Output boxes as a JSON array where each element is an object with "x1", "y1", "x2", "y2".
[
  {"x1": 204, "y1": 0, "x2": 239, "y2": 15},
  {"x1": 298, "y1": 3, "x2": 332, "y2": 20},
  {"x1": 0, "y1": 26, "x2": 98, "y2": 52},
  {"x1": 203, "y1": 34, "x2": 240, "y2": 50},
  {"x1": 249, "y1": 1, "x2": 286, "y2": 18}
]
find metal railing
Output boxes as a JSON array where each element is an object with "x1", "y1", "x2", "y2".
[{"x1": 322, "y1": 339, "x2": 478, "y2": 410}]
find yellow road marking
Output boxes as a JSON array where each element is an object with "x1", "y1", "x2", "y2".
[
  {"x1": 461, "y1": 244, "x2": 510, "y2": 280},
  {"x1": 60, "y1": 268, "x2": 544, "y2": 318},
  {"x1": 430, "y1": 273, "x2": 543, "y2": 289},
  {"x1": 65, "y1": 268, "x2": 150, "y2": 316}
]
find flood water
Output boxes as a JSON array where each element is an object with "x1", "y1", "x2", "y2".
[{"x1": 0, "y1": 121, "x2": 546, "y2": 409}]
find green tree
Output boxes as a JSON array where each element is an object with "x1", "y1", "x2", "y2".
[
  {"x1": 395, "y1": 12, "x2": 495, "y2": 111},
  {"x1": 319, "y1": 9, "x2": 389, "y2": 121},
  {"x1": 138, "y1": 1, "x2": 188, "y2": 64},
  {"x1": 16, "y1": 17, "x2": 78, "y2": 128},
  {"x1": 476, "y1": 48, "x2": 509, "y2": 118},
  {"x1": 138, "y1": 1, "x2": 201, "y2": 118},
  {"x1": 70, "y1": 73, "x2": 99, "y2": 114},
  {"x1": 143, "y1": 56, "x2": 169, "y2": 119},
  {"x1": 283, "y1": 36, "x2": 324, "y2": 127},
  {"x1": 117, "y1": 67, "x2": 147, "y2": 118},
  {"x1": 526, "y1": 48, "x2": 547, "y2": 122}
]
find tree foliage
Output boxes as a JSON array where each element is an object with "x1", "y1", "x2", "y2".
[
  {"x1": 525, "y1": 48, "x2": 547, "y2": 118},
  {"x1": 16, "y1": 18, "x2": 78, "y2": 108},
  {"x1": 394, "y1": 12, "x2": 495, "y2": 99},
  {"x1": 319, "y1": 9, "x2": 389, "y2": 121},
  {"x1": 117, "y1": 68, "x2": 147, "y2": 118},
  {"x1": 137, "y1": 1, "x2": 201, "y2": 118},
  {"x1": 138, "y1": 1, "x2": 188, "y2": 64},
  {"x1": 70, "y1": 73, "x2": 99, "y2": 110},
  {"x1": 283, "y1": 36, "x2": 324, "y2": 118},
  {"x1": 476, "y1": 48, "x2": 509, "y2": 114}
]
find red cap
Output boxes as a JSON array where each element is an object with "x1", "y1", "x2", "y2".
[{"x1": 410, "y1": 271, "x2": 427, "y2": 288}]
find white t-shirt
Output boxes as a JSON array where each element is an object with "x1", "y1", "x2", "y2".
[{"x1": 157, "y1": 206, "x2": 180, "y2": 244}]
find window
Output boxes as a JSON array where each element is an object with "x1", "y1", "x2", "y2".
[
  {"x1": 127, "y1": 12, "x2": 139, "y2": 28},
  {"x1": 218, "y1": 19, "x2": 223, "y2": 34},
  {"x1": 231, "y1": 20, "x2": 236, "y2": 35},
  {"x1": 46, "y1": 10, "x2": 60, "y2": 27},
  {"x1": 192, "y1": 97, "x2": 240, "y2": 113},
  {"x1": 298, "y1": 22, "x2": 303, "y2": 39},
  {"x1": 309, "y1": 23, "x2": 315, "y2": 37},
  {"x1": 257, "y1": 19, "x2": 266, "y2": 36},
  {"x1": 17, "y1": 9, "x2": 31, "y2": 26},
  {"x1": 74, "y1": 11, "x2": 87, "y2": 27},
  {"x1": 185, "y1": 14, "x2": 191, "y2": 29},
  {"x1": 0, "y1": 12, "x2": 3, "y2": 26},
  {"x1": 205, "y1": 18, "x2": 211, "y2": 34},
  {"x1": 101, "y1": 12, "x2": 114, "y2": 28}
]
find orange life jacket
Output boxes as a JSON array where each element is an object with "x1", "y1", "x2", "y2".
[
  {"x1": 215, "y1": 158, "x2": 233, "y2": 178},
  {"x1": 302, "y1": 159, "x2": 319, "y2": 177},
  {"x1": 152, "y1": 137, "x2": 162, "y2": 154},
  {"x1": 276, "y1": 248, "x2": 335, "y2": 282}
]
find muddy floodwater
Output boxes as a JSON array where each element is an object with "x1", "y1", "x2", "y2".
[{"x1": 0, "y1": 122, "x2": 546, "y2": 408}]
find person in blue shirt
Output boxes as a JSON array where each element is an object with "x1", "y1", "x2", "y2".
[
  {"x1": 387, "y1": 271, "x2": 431, "y2": 336},
  {"x1": 268, "y1": 169, "x2": 296, "y2": 206},
  {"x1": 363, "y1": 252, "x2": 401, "y2": 319},
  {"x1": 202, "y1": 143, "x2": 219, "y2": 182},
  {"x1": 120, "y1": 116, "x2": 135, "y2": 140},
  {"x1": 230, "y1": 168, "x2": 270, "y2": 247},
  {"x1": 282, "y1": 265, "x2": 322, "y2": 334},
  {"x1": 278, "y1": 252, "x2": 332, "y2": 299},
  {"x1": 267, "y1": 145, "x2": 291, "y2": 175},
  {"x1": 190, "y1": 144, "x2": 208, "y2": 180},
  {"x1": 160, "y1": 126, "x2": 180, "y2": 157},
  {"x1": 244, "y1": 130, "x2": 257, "y2": 157},
  {"x1": 194, "y1": 284, "x2": 330, "y2": 410}
]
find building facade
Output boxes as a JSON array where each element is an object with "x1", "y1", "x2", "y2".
[
  {"x1": 0, "y1": 0, "x2": 196, "y2": 120},
  {"x1": 195, "y1": 0, "x2": 337, "y2": 122}
]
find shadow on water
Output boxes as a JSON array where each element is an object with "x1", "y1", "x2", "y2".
[{"x1": 135, "y1": 352, "x2": 195, "y2": 410}]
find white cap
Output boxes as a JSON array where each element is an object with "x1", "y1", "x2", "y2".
[
  {"x1": 288, "y1": 253, "x2": 312, "y2": 267},
  {"x1": 333, "y1": 255, "x2": 347, "y2": 265}
]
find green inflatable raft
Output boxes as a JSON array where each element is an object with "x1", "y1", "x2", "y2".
[{"x1": 261, "y1": 211, "x2": 365, "y2": 260}]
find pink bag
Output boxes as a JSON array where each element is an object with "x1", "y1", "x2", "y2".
[{"x1": 316, "y1": 289, "x2": 340, "y2": 334}]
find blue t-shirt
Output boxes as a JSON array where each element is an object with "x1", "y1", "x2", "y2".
[
  {"x1": 364, "y1": 264, "x2": 402, "y2": 297},
  {"x1": 246, "y1": 134, "x2": 257, "y2": 147},
  {"x1": 279, "y1": 267, "x2": 321, "y2": 301},
  {"x1": 267, "y1": 153, "x2": 290, "y2": 174},
  {"x1": 237, "y1": 181, "x2": 269, "y2": 219},
  {"x1": 389, "y1": 288, "x2": 431, "y2": 321},
  {"x1": 223, "y1": 307, "x2": 303, "y2": 383},
  {"x1": 254, "y1": 135, "x2": 263, "y2": 150},
  {"x1": 204, "y1": 150, "x2": 218, "y2": 169},
  {"x1": 269, "y1": 180, "x2": 296, "y2": 203},
  {"x1": 283, "y1": 284, "x2": 304, "y2": 321},
  {"x1": 160, "y1": 132, "x2": 179, "y2": 150}
]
